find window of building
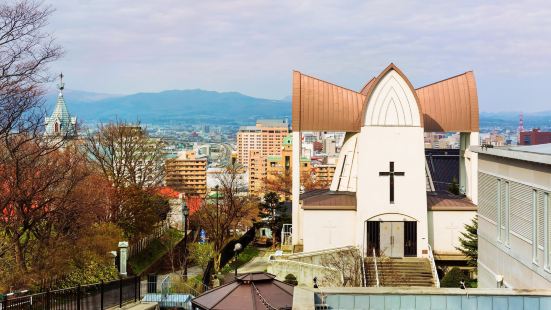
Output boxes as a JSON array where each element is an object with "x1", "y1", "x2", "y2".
[
  {"x1": 533, "y1": 189, "x2": 539, "y2": 264},
  {"x1": 546, "y1": 192, "x2": 550, "y2": 270},
  {"x1": 497, "y1": 179, "x2": 502, "y2": 242},
  {"x1": 505, "y1": 181, "x2": 510, "y2": 246}
]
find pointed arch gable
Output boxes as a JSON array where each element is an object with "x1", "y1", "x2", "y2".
[{"x1": 361, "y1": 63, "x2": 424, "y2": 127}]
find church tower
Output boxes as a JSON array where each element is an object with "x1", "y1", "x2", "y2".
[
  {"x1": 356, "y1": 64, "x2": 428, "y2": 258},
  {"x1": 45, "y1": 73, "x2": 77, "y2": 137}
]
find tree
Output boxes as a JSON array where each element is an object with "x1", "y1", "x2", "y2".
[
  {"x1": 284, "y1": 274, "x2": 298, "y2": 286},
  {"x1": 0, "y1": 0, "x2": 62, "y2": 138},
  {"x1": 113, "y1": 186, "x2": 170, "y2": 238},
  {"x1": 189, "y1": 242, "x2": 215, "y2": 270},
  {"x1": 83, "y1": 121, "x2": 165, "y2": 190},
  {"x1": 456, "y1": 216, "x2": 478, "y2": 267},
  {"x1": 0, "y1": 143, "x2": 115, "y2": 289},
  {"x1": 441, "y1": 267, "x2": 466, "y2": 288},
  {"x1": 191, "y1": 163, "x2": 259, "y2": 268},
  {"x1": 260, "y1": 192, "x2": 286, "y2": 246}
]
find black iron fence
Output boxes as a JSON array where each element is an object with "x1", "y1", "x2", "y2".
[{"x1": 1, "y1": 277, "x2": 140, "y2": 310}]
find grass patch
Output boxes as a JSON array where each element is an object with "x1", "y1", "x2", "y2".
[
  {"x1": 128, "y1": 228, "x2": 184, "y2": 275},
  {"x1": 221, "y1": 246, "x2": 260, "y2": 274}
]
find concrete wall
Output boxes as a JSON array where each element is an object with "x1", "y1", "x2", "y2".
[
  {"x1": 479, "y1": 216, "x2": 551, "y2": 288},
  {"x1": 267, "y1": 259, "x2": 343, "y2": 287},
  {"x1": 302, "y1": 210, "x2": 357, "y2": 253},
  {"x1": 428, "y1": 210, "x2": 476, "y2": 255},
  {"x1": 478, "y1": 154, "x2": 551, "y2": 288}
]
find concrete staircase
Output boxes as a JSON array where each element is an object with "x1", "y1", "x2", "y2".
[{"x1": 365, "y1": 257, "x2": 436, "y2": 287}]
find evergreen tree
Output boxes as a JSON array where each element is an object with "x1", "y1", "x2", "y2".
[
  {"x1": 456, "y1": 216, "x2": 478, "y2": 266},
  {"x1": 260, "y1": 192, "x2": 286, "y2": 246}
]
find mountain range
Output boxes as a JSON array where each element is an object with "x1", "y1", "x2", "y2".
[
  {"x1": 47, "y1": 89, "x2": 291, "y2": 125},
  {"x1": 47, "y1": 89, "x2": 551, "y2": 129}
]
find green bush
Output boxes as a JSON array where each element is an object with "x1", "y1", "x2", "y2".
[
  {"x1": 284, "y1": 274, "x2": 298, "y2": 286},
  {"x1": 441, "y1": 267, "x2": 466, "y2": 288}
]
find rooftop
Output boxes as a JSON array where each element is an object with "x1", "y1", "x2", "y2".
[
  {"x1": 471, "y1": 143, "x2": 551, "y2": 165},
  {"x1": 191, "y1": 272, "x2": 293, "y2": 310}
]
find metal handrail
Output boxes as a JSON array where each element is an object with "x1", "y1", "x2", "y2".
[
  {"x1": 427, "y1": 244, "x2": 440, "y2": 288},
  {"x1": 360, "y1": 248, "x2": 367, "y2": 287},
  {"x1": 372, "y1": 248, "x2": 380, "y2": 287}
]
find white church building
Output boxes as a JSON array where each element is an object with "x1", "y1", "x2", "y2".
[{"x1": 290, "y1": 64, "x2": 479, "y2": 261}]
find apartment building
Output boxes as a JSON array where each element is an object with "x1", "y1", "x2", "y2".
[
  {"x1": 249, "y1": 134, "x2": 311, "y2": 197},
  {"x1": 165, "y1": 151, "x2": 207, "y2": 196},
  {"x1": 236, "y1": 119, "x2": 289, "y2": 168}
]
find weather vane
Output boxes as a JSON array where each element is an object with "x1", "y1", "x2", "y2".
[{"x1": 57, "y1": 72, "x2": 65, "y2": 92}]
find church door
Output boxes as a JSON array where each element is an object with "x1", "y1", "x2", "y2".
[{"x1": 380, "y1": 222, "x2": 404, "y2": 258}]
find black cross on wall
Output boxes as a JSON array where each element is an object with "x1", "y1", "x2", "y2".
[{"x1": 379, "y1": 162, "x2": 405, "y2": 204}]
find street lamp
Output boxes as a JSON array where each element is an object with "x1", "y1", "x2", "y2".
[
  {"x1": 233, "y1": 242, "x2": 242, "y2": 278},
  {"x1": 182, "y1": 197, "x2": 190, "y2": 279}
]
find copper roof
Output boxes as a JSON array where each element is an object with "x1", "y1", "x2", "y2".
[
  {"x1": 191, "y1": 272, "x2": 293, "y2": 310},
  {"x1": 292, "y1": 64, "x2": 479, "y2": 132},
  {"x1": 417, "y1": 71, "x2": 479, "y2": 132},
  {"x1": 359, "y1": 77, "x2": 376, "y2": 95},
  {"x1": 426, "y1": 192, "x2": 477, "y2": 211},
  {"x1": 301, "y1": 190, "x2": 357, "y2": 210},
  {"x1": 292, "y1": 71, "x2": 365, "y2": 132}
]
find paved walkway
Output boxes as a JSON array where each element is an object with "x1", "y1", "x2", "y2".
[{"x1": 237, "y1": 249, "x2": 272, "y2": 273}]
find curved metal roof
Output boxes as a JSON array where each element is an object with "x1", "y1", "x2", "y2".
[{"x1": 292, "y1": 64, "x2": 479, "y2": 132}]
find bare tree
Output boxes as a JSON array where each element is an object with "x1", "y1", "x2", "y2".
[
  {"x1": 0, "y1": 0, "x2": 62, "y2": 138},
  {"x1": 83, "y1": 121, "x2": 166, "y2": 190},
  {"x1": 192, "y1": 163, "x2": 259, "y2": 255}
]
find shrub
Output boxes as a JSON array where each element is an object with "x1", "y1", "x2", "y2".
[
  {"x1": 284, "y1": 274, "x2": 298, "y2": 286},
  {"x1": 441, "y1": 267, "x2": 466, "y2": 288}
]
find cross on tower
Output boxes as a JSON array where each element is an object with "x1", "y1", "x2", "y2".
[{"x1": 379, "y1": 162, "x2": 405, "y2": 204}]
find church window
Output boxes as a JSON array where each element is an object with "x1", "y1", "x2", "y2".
[{"x1": 533, "y1": 189, "x2": 539, "y2": 264}]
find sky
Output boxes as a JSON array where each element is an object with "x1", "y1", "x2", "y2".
[{"x1": 44, "y1": 0, "x2": 551, "y2": 112}]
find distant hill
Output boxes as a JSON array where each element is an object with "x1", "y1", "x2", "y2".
[
  {"x1": 47, "y1": 89, "x2": 291, "y2": 125},
  {"x1": 46, "y1": 88, "x2": 550, "y2": 128}
]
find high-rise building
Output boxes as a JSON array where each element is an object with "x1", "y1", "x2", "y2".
[
  {"x1": 165, "y1": 151, "x2": 207, "y2": 196},
  {"x1": 236, "y1": 119, "x2": 289, "y2": 168},
  {"x1": 519, "y1": 128, "x2": 551, "y2": 145},
  {"x1": 45, "y1": 73, "x2": 77, "y2": 137},
  {"x1": 248, "y1": 134, "x2": 311, "y2": 197}
]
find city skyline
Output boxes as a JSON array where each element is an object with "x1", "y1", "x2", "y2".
[{"x1": 45, "y1": 0, "x2": 551, "y2": 112}]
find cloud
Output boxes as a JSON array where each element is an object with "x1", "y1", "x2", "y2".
[{"x1": 45, "y1": 0, "x2": 551, "y2": 111}]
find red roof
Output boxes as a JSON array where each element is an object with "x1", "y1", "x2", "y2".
[{"x1": 157, "y1": 187, "x2": 180, "y2": 199}]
